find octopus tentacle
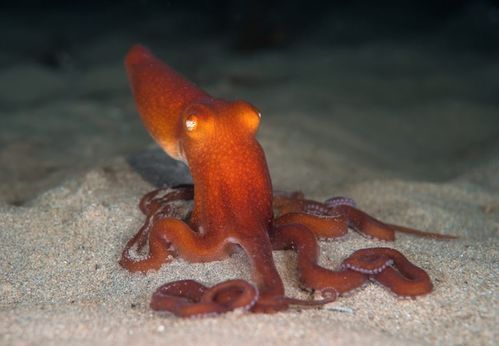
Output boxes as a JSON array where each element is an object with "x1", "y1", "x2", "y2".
[
  {"x1": 325, "y1": 196, "x2": 456, "y2": 240},
  {"x1": 139, "y1": 185, "x2": 194, "y2": 215},
  {"x1": 150, "y1": 279, "x2": 208, "y2": 312},
  {"x1": 271, "y1": 224, "x2": 368, "y2": 295},
  {"x1": 119, "y1": 184, "x2": 228, "y2": 272},
  {"x1": 131, "y1": 185, "x2": 194, "y2": 252},
  {"x1": 303, "y1": 200, "x2": 334, "y2": 216},
  {"x1": 273, "y1": 192, "x2": 306, "y2": 216},
  {"x1": 120, "y1": 212, "x2": 159, "y2": 266},
  {"x1": 238, "y1": 238, "x2": 288, "y2": 313},
  {"x1": 274, "y1": 212, "x2": 348, "y2": 238},
  {"x1": 120, "y1": 187, "x2": 196, "y2": 271},
  {"x1": 119, "y1": 218, "x2": 176, "y2": 272},
  {"x1": 274, "y1": 191, "x2": 454, "y2": 241},
  {"x1": 120, "y1": 216, "x2": 228, "y2": 272},
  {"x1": 273, "y1": 193, "x2": 396, "y2": 241},
  {"x1": 149, "y1": 271, "x2": 335, "y2": 317},
  {"x1": 334, "y1": 204, "x2": 457, "y2": 241},
  {"x1": 150, "y1": 279, "x2": 258, "y2": 318},
  {"x1": 332, "y1": 205, "x2": 396, "y2": 241},
  {"x1": 119, "y1": 202, "x2": 180, "y2": 272},
  {"x1": 341, "y1": 248, "x2": 394, "y2": 275},
  {"x1": 342, "y1": 248, "x2": 433, "y2": 296},
  {"x1": 383, "y1": 223, "x2": 457, "y2": 240}
]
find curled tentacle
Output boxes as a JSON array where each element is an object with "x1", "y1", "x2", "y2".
[
  {"x1": 119, "y1": 203, "x2": 178, "y2": 272},
  {"x1": 136, "y1": 186, "x2": 193, "y2": 250},
  {"x1": 120, "y1": 186, "x2": 195, "y2": 271},
  {"x1": 150, "y1": 279, "x2": 258, "y2": 318},
  {"x1": 139, "y1": 185, "x2": 194, "y2": 215},
  {"x1": 271, "y1": 224, "x2": 368, "y2": 295},
  {"x1": 138, "y1": 189, "x2": 164, "y2": 215},
  {"x1": 342, "y1": 247, "x2": 433, "y2": 297},
  {"x1": 342, "y1": 248, "x2": 394, "y2": 274}
]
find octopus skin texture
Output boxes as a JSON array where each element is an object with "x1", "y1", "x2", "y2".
[{"x1": 120, "y1": 45, "x2": 455, "y2": 318}]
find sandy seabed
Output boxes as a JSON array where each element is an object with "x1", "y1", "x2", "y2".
[{"x1": 1, "y1": 12, "x2": 498, "y2": 346}]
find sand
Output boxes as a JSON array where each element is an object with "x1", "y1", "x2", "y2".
[{"x1": 1, "y1": 8, "x2": 499, "y2": 346}]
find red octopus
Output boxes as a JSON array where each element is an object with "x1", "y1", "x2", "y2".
[{"x1": 120, "y1": 45, "x2": 454, "y2": 318}]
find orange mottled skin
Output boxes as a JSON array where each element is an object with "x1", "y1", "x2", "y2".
[
  {"x1": 120, "y1": 45, "x2": 454, "y2": 317},
  {"x1": 125, "y1": 45, "x2": 284, "y2": 308}
]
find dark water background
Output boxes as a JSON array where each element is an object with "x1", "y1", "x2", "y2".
[{"x1": 1, "y1": 0, "x2": 498, "y2": 204}]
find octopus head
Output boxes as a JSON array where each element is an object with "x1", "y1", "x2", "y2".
[{"x1": 178, "y1": 99, "x2": 262, "y2": 163}]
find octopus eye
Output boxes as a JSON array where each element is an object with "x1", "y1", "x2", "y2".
[
  {"x1": 185, "y1": 115, "x2": 198, "y2": 132},
  {"x1": 231, "y1": 100, "x2": 261, "y2": 127},
  {"x1": 242, "y1": 108, "x2": 260, "y2": 133}
]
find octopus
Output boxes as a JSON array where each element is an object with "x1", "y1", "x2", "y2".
[{"x1": 120, "y1": 45, "x2": 455, "y2": 318}]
